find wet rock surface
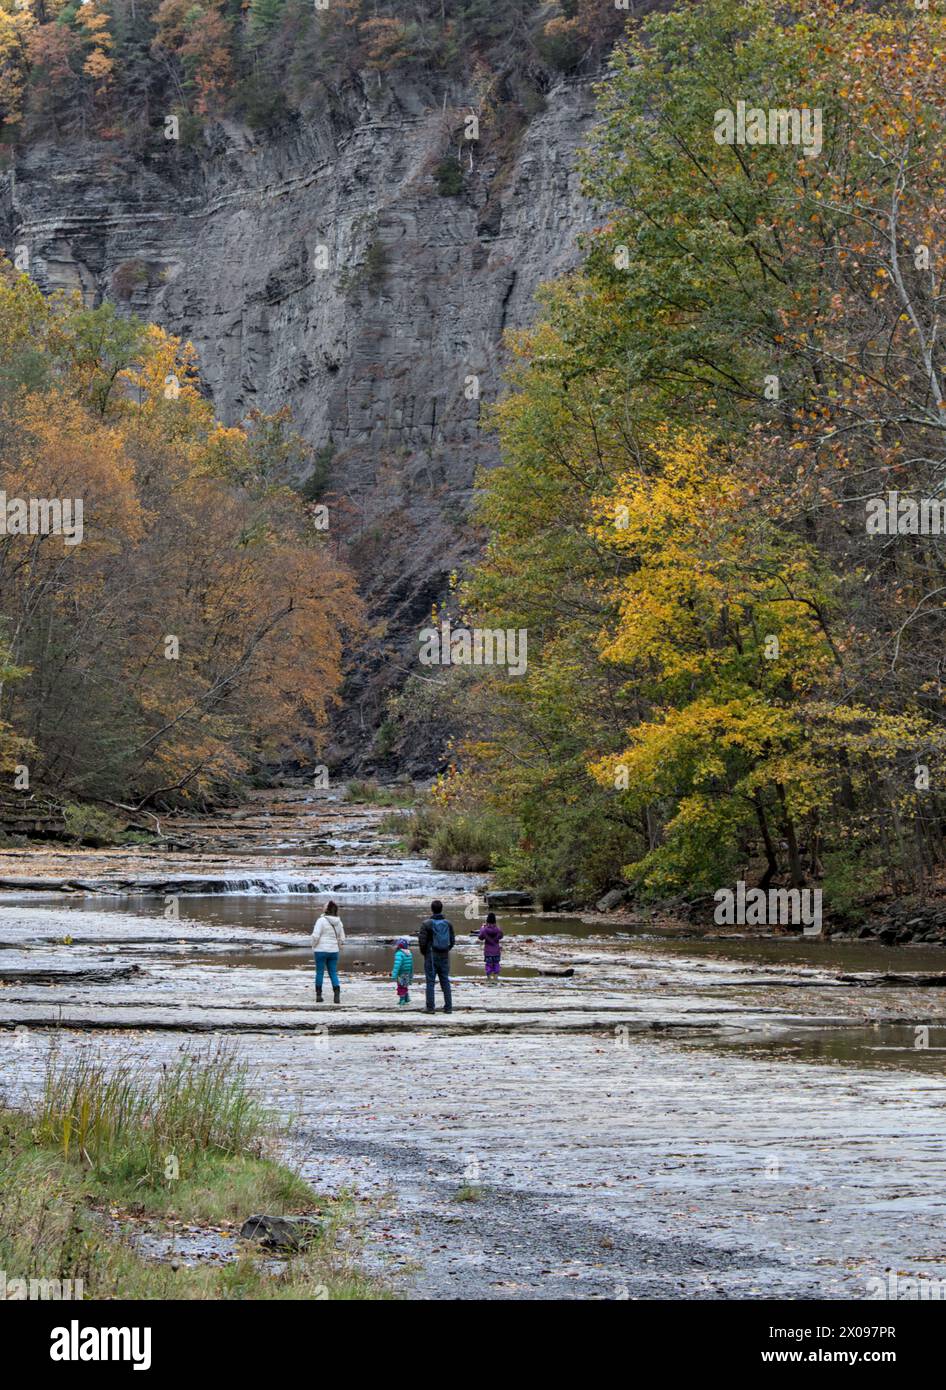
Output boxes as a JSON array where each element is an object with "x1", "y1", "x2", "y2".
[
  {"x1": 486, "y1": 890, "x2": 535, "y2": 909},
  {"x1": 0, "y1": 787, "x2": 475, "y2": 897}
]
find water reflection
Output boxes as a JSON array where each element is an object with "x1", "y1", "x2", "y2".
[
  {"x1": 681, "y1": 1023, "x2": 946, "y2": 1074},
  {"x1": 24, "y1": 893, "x2": 598, "y2": 940},
  {"x1": 640, "y1": 933, "x2": 946, "y2": 975}
]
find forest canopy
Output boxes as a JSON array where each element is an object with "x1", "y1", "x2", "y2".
[{"x1": 0, "y1": 0, "x2": 628, "y2": 146}]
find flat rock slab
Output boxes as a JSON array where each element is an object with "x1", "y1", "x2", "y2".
[
  {"x1": 0, "y1": 1005, "x2": 738, "y2": 1035},
  {"x1": 5, "y1": 789, "x2": 946, "y2": 1298},
  {"x1": 0, "y1": 964, "x2": 141, "y2": 985},
  {"x1": 3, "y1": 886, "x2": 946, "y2": 1299}
]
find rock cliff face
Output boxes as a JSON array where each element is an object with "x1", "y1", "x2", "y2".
[{"x1": 0, "y1": 73, "x2": 599, "y2": 762}]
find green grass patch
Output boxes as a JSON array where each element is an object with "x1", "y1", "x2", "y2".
[
  {"x1": 0, "y1": 1046, "x2": 388, "y2": 1300},
  {"x1": 404, "y1": 802, "x2": 517, "y2": 873},
  {"x1": 453, "y1": 1184, "x2": 483, "y2": 1202},
  {"x1": 344, "y1": 779, "x2": 415, "y2": 808},
  {"x1": 375, "y1": 809, "x2": 411, "y2": 856}
]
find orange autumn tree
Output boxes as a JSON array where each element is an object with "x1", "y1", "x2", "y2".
[
  {"x1": 151, "y1": 0, "x2": 233, "y2": 116},
  {"x1": 0, "y1": 0, "x2": 34, "y2": 131},
  {"x1": 0, "y1": 266, "x2": 360, "y2": 807},
  {"x1": 76, "y1": 0, "x2": 113, "y2": 98}
]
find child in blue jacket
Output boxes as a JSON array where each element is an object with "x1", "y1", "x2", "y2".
[{"x1": 391, "y1": 937, "x2": 414, "y2": 1006}]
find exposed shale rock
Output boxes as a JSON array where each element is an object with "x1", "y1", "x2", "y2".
[{"x1": 0, "y1": 965, "x2": 142, "y2": 985}]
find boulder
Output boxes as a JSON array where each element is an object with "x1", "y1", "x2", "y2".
[
  {"x1": 239, "y1": 1214, "x2": 323, "y2": 1252},
  {"x1": 596, "y1": 888, "x2": 629, "y2": 913},
  {"x1": 486, "y1": 890, "x2": 534, "y2": 909}
]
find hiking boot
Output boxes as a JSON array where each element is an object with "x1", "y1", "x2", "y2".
[
  {"x1": 442, "y1": 1007, "x2": 453, "y2": 1014},
  {"x1": 316, "y1": 989, "x2": 323, "y2": 1003},
  {"x1": 333, "y1": 987, "x2": 340, "y2": 1004},
  {"x1": 424, "y1": 1007, "x2": 436, "y2": 1014}
]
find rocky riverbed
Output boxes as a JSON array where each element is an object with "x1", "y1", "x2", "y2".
[{"x1": 3, "y1": 788, "x2": 946, "y2": 1299}]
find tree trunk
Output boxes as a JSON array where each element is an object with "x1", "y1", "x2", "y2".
[{"x1": 776, "y1": 782, "x2": 805, "y2": 887}]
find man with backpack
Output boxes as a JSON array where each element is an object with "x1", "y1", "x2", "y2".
[{"x1": 418, "y1": 899, "x2": 455, "y2": 1013}]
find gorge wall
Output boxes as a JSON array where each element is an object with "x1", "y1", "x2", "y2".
[{"x1": 0, "y1": 72, "x2": 599, "y2": 766}]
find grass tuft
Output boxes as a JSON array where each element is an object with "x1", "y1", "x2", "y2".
[
  {"x1": 0, "y1": 1047, "x2": 389, "y2": 1300},
  {"x1": 454, "y1": 1184, "x2": 483, "y2": 1202},
  {"x1": 34, "y1": 1041, "x2": 269, "y2": 1185}
]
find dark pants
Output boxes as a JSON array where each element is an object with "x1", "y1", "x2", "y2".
[{"x1": 424, "y1": 949, "x2": 452, "y2": 1011}]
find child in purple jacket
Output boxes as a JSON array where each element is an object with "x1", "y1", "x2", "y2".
[{"x1": 477, "y1": 912, "x2": 503, "y2": 981}]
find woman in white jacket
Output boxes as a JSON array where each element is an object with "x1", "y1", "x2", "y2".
[{"x1": 311, "y1": 900, "x2": 345, "y2": 1003}]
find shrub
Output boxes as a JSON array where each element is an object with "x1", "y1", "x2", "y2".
[
  {"x1": 821, "y1": 851, "x2": 883, "y2": 925},
  {"x1": 362, "y1": 237, "x2": 388, "y2": 290},
  {"x1": 344, "y1": 779, "x2": 414, "y2": 808},
  {"x1": 340, "y1": 234, "x2": 389, "y2": 296},
  {"x1": 61, "y1": 802, "x2": 125, "y2": 847},
  {"x1": 299, "y1": 443, "x2": 335, "y2": 502},
  {"x1": 536, "y1": 17, "x2": 583, "y2": 72},
  {"x1": 434, "y1": 157, "x2": 464, "y2": 196},
  {"x1": 408, "y1": 803, "x2": 516, "y2": 872},
  {"x1": 111, "y1": 260, "x2": 149, "y2": 302},
  {"x1": 237, "y1": 76, "x2": 290, "y2": 132}
]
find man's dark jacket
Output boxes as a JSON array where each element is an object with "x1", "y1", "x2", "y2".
[{"x1": 418, "y1": 916, "x2": 455, "y2": 955}]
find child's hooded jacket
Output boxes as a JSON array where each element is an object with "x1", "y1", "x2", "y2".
[
  {"x1": 392, "y1": 942, "x2": 414, "y2": 981},
  {"x1": 478, "y1": 922, "x2": 503, "y2": 953}
]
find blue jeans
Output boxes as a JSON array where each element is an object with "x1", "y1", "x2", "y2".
[
  {"x1": 314, "y1": 951, "x2": 340, "y2": 992},
  {"x1": 425, "y1": 949, "x2": 452, "y2": 1010}
]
